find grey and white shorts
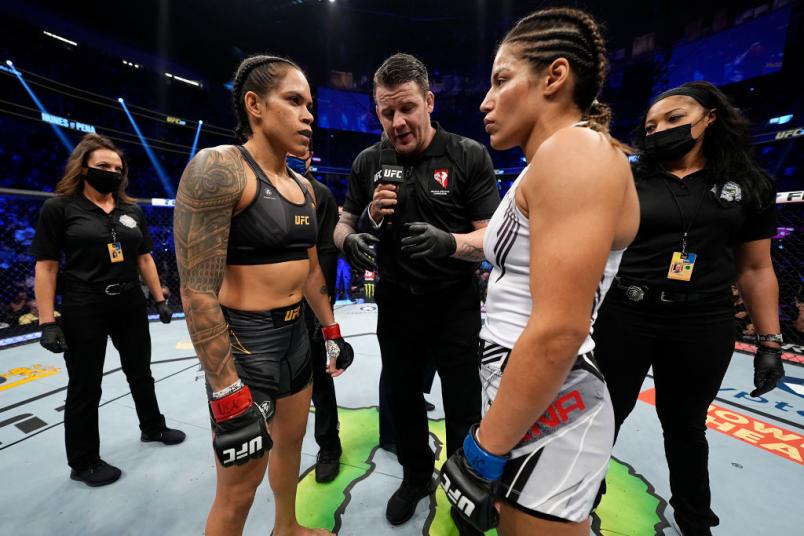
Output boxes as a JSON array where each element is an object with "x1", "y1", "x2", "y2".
[{"x1": 480, "y1": 339, "x2": 614, "y2": 523}]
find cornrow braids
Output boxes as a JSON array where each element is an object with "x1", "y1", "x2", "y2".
[
  {"x1": 231, "y1": 54, "x2": 302, "y2": 142},
  {"x1": 503, "y1": 8, "x2": 612, "y2": 132}
]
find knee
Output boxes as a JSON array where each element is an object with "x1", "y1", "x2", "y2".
[
  {"x1": 66, "y1": 379, "x2": 102, "y2": 404},
  {"x1": 215, "y1": 484, "x2": 258, "y2": 516}
]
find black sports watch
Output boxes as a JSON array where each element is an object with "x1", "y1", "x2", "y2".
[{"x1": 756, "y1": 333, "x2": 783, "y2": 345}]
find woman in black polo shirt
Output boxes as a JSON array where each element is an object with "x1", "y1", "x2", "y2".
[
  {"x1": 31, "y1": 133, "x2": 185, "y2": 487},
  {"x1": 593, "y1": 82, "x2": 784, "y2": 535}
]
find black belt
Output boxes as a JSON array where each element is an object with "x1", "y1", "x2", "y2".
[
  {"x1": 612, "y1": 277, "x2": 724, "y2": 304},
  {"x1": 63, "y1": 280, "x2": 139, "y2": 296}
]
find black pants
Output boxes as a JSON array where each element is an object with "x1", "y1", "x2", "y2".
[
  {"x1": 375, "y1": 278, "x2": 482, "y2": 484},
  {"x1": 592, "y1": 292, "x2": 735, "y2": 533},
  {"x1": 60, "y1": 287, "x2": 165, "y2": 470},
  {"x1": 303, "y1": 303, "x2": 341, "y2": 452},
  {"x1": 379, "y1": 362, "x2": 436, "y2": 447}
]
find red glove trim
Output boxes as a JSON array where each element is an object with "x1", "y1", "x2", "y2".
[
  {"x1": 210, "y1": 385, "x2": 253, "y2": 422},
  {"x1": 321, "y1": 323, "x2": 342, "y2": 340}
]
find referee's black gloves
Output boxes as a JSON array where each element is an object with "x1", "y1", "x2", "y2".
[
  {"x1": 344, "y1": 233, "x2": 379, "y2": 272},
  {"x1": 401, "y1": 222, "x2": 457, "y2": 259}
]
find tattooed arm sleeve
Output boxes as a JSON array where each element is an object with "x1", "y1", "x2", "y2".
[{"x1": 174, "y1": 147, "x2": 246, "y2": 391}]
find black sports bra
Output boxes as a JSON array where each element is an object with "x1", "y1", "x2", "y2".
[{"x1": 226, "y1": 145, "x2": 317, "y2": 265}]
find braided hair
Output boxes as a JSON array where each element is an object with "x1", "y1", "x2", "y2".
[
  {"x1": 502, "y1": 8, "x2": 614, "y2": 134},
  {"x1": 231, "y1": 54, "x2": 302, "y2": 142}
]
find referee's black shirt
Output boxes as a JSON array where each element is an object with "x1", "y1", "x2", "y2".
[
  {"x1": 30, "y1": 195, "x2": 153, "y2": 284},
  {"x1": 618, "y1": 167, "x2": 777, "y2": 293},
  {"x1": 343, "y1": 122, "x2": 499, "y2": 290}
]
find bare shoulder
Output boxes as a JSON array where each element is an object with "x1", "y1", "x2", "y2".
[
  {"x1": 525, "y1": 127, "x2": 630, "y2": 195},
  {"x1": 175, "y1": 145, "x2": 248, "y2": 211}
]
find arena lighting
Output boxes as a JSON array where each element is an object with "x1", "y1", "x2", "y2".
[
  {"x1": 122, "y1": 60, "x2": 141, "y2": 69},
  {"x1": 43, "y1": 30, "x2": 77, "y2": 47},
  {"x1": 118, "y1": 98, "x2": 175, "y2": 196},
  {"x1": 10, "y1": 62, "x2": 74, "y2": 152},
  {"x1": 769, "y1": 114, "x2": 793, "y2": 125},
  {"x1": 165, "y1": 72, "x2": 201, "y2": 88},
  {"x1": 188, "y1": 120, "x2": 203, "y2": 163}
]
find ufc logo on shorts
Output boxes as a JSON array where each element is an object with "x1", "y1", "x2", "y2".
[
  {"x1": 440, "y1": 473, "x2": 476, "y2": 516},
  {"x1": 222, "y1": 437, "x2": 262, "y2": 465},
  {"x1": 284, "y1": 306, "x2": 301, "y2": 321},
  {"x1": 295, "y1": 215, "x2": 310, "y2": 225}
]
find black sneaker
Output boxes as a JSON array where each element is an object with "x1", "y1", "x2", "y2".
[
  {"x1": 141, "y1": 427, "x2": 186, "y2": 445},
  {"x1": 450, "y1": 505, "x2": 484, "y2": 536},
  {"x1": 385, "y1": 478, "x2": 437, "y2": 525},
  {"x1": 70, "y1": 460, "x2": 122, "y2": 487},
  {"x1": 315, "y1": 447, "x2": 342, "y2": 483}
]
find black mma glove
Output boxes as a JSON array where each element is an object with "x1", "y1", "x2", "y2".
[
  {"x1": 40, "y1": 322, "x2": 68, "y2": 353},
  {"x1": 401, "y1": 222, "x2": 456, "y2": 259},
  {"x1": 343, "y1": 233, "x2": 379, "y2": 272},
  {"x1": 322, "y1": 323, "x2": 354, "y2": 370},
  {"x1": 210, "y1": 383, "x2": 274, "y2": 467},
  {"x1": 156, "y1": 300, "x2": 172, "y2": 324},
  {"x1": 750, "y1": 347, "x2": 785, "y2": 397},
  {"x1": 440, "y1": 423, "x2": 508, "y2": 532}
]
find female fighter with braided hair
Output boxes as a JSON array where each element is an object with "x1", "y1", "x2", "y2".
[
  {"x1": 440, "y1": 8, "x2": 639, "y2": 535},
  {"x1": 174, "y1": 54, "x2": 352, "y2": 536}
]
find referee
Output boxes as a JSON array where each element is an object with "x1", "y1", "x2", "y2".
[{"x1": 334, "y1": 53, "x2": 499, "y2": 530}]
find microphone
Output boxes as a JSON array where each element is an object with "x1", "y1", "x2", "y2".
[
  {"x1": 374, "y1": 145, "x2": 404, "y2": 228},
  {"x1": 375, "y1": 146, "x2": 404, "y2": 186}
]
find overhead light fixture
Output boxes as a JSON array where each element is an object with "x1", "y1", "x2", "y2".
[
  {"x1": 165, "y1": 72, "x2": 202, "y2": 88},
  {"x1": 122, "y1": 60, "x2": 141, "y2": 69},
  {"x1": 43, "y1": 30, "x2": 77, "y2": 47}
]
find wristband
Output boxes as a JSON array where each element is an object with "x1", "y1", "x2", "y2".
[
  {"x1": 210, "y1": 384, "x2": 252, "y2": 422},
  {"x1": 756, "y1": 333, "x2": 783, "y2": 345},
  {"x1": 321, "y1": 323, "x2": 342, "y2": 340},
  {"x1": 463, "y1": 424, "x2": 509, "y2": 481},
  {"x1": 211, "y1": 378, "x2": 244, "y2": 400}
]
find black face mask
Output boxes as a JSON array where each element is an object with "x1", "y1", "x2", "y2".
[
  {"x1": 643, "y1": 115, "x2": 708, "y2": 161},
  {"x1": 84, "y1": 167, "x2": 123, "y2": 194}
]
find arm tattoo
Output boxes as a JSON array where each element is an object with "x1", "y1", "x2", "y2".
[
  {"x1": 455, "y1": 243, "x2": 487, "y2": 262},
  {"x1": 319, "y1": 285, "x2": 329, "y2": 295},
  {"x1": 453, "y1": 220, "x2": 490, "y2": 262},
  {"x1": 334, "y1": 211, "x2": 358, "y2": 251},
  {"x1": 174, "y1": 146, "x2": 246, "y2": 385}
]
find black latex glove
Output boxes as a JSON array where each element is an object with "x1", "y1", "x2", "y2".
[
  {"x1": 156, "y1": 300, "x2": 172, "y2": 324},
  {"x1": 343, "y1": 233, "x2": 379, "y2": 271},
  {"x1": 40, "y1": 322, "x2": 68, "y2": 353},
  {"x1": 750, "y1": 347, "x2": 785, "y2": 397},
  {"x1": 401, "y1": 222, "x2": 456, "y2": 259}
]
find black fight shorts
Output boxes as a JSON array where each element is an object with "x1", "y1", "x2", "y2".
[{"x1": 205, "y1": 302, "x2": 312, "y2": 408}]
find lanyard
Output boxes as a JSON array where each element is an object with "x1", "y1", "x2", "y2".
[
  {"x1": 661, "y1": 178, "x2": 708, "y2": 253},
  {"x1": 108, "y1": 213, "x2": 118, "y2": 243}
]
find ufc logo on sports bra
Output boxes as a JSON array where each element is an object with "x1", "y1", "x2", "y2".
[
  {"x1": 440, "y1": 473, "x2": 476, "y2": 516},
  {"x1": 222, "y1": 437, "x2": 262, "y2": 465},
  {"x1": 284, "y1": 306, "x2": 301, "y2": 322},
  {"x1": 295, "y1": 215, "x2": 310, "y2": 225}
]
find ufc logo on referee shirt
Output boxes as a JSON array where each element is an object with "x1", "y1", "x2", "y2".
[
  {"x1": 222, "y1": 436, "x2": 263, "y2": 465},
  {"x1": 440, "y1": 473, "x2": 476, "y2": 516}
]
